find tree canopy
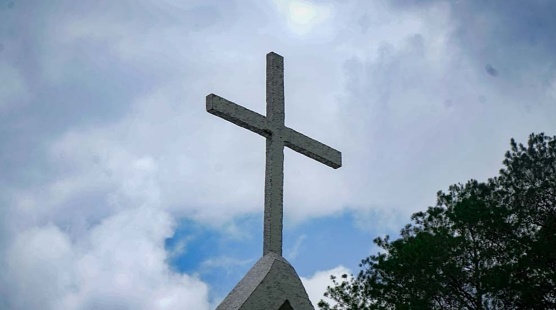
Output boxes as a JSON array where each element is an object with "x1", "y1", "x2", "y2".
[{"x1": 319, "y1": 133, "x2": 556, "y2": 310}]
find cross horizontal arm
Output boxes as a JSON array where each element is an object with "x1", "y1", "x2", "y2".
[
  {"x1": 284, "y1": 127, "x2": 342, "y2": 169},
  {"x1": 207, "y1": 94, "x2": 270, "y2": 138}
]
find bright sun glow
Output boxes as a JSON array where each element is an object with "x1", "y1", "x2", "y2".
[
  {"x1": 289, "y1": 0, "x2": 317, "y2": 25},
  {"x1": 274, "y1": 0, "x2": 331, "y2": 36}
]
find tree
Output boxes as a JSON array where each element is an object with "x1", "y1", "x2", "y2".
[{"x1": 319, "y1": 133, "x2": 556, "y2": 310}]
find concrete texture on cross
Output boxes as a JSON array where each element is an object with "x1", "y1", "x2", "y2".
[
  {"x1": 207, "y1": 52, "x2": 341, "y2": 257},
  {"x1": 207, "y1": 52, "x2": 342, "y2": 310}
]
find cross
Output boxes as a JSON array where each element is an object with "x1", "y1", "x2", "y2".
[{"x1": 207, "y1": 52, "x2": 342, "y2": 257}]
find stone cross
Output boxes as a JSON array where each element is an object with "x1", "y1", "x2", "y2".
[
  {"x1": 207, "y1": 52, "x2": 342, "y2": 310},
  {"x1": 207, "y1": 52, "x2": 341, "y2": 256}
]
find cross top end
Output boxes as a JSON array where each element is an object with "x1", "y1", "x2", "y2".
[{"x1": 267, "y1": 51, "x2": 282, "y2": 59}]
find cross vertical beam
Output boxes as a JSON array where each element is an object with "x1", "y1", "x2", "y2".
[{"x1": 265, "y1": 52, "x2": 285, "y2": 256}]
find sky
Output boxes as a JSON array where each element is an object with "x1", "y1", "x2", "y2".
[{"x1": 1, "y1": 0, "x2": 555, "y2": 309}]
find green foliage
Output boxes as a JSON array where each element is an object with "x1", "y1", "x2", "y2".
[{"x1": 319, "y1": 133, "x2": 556, "y2": 310}]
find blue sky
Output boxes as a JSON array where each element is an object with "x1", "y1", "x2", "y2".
[{"x1": 1, "y1": 0, "x2": 556, "y2": 309}]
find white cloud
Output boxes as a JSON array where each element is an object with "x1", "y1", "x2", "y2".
[
  {"x1": 4, "y1": 224, "x2": 75, "y2": 309},
  {"x1": 286, "y1": 234, "x2": 307, "y2": 261},
  {"x1": 2, "y1": 207, "x2": 210, "y2": 310},
  {"x1": 301, "y1": 265, "x2": 352, "y2": 308}
]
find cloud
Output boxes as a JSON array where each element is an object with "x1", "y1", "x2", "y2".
[
  {"x1": 0, "y1": 60, "x2": 28, "y2": 111},
  {"x1": 1, "y1": 207, "x2": 210, "y2": 310},
  {"x1": 200, "y1": 256, "x2": 254, "y2": 275},
  {"x1": 285, "y1": 234, "x2": 307, "y2": 261},
  {"x1": 386, "y1": 0, "x2": 556, "y2": 110},
  {"x1": 3, "y1": 224, "x2": 74, "y2": 309},
  {"x1": 301, "y1": 265, "x2": 352, "y2": 307},
  {"x1": 329, "y1": 0, "x2": 556, "y2": 223}
]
